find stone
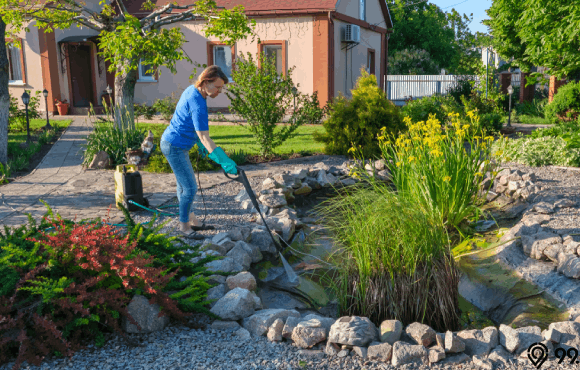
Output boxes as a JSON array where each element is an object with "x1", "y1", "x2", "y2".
[
  {"x1": 352, "y1": 346, "x2": 367, "y2": 359},
  {"x1": 391, "y1": 341, "x2": 428, "y2": 366},
  {"x1": 472, "y1": 355, "x2": 493, "y2": 370},
  {"x1": 340, "y1": 178, "x2": 356, "y2": 186},
  {"x1": 241, "y1": 199, "x2": 269, "y2": 214},
  {"x1": 235, "y1": 240, "x2": 263, "y2": 263},
  {"x1": 515, "y1": 326, "x2": 542, "y2": 356},
  {"x1": 250, "y1": 227, "x2": 279, "y2": 254},
  {"x1": 291, "y1": 326, "x2": 327, "y2": 348},
  {"x1": 498, "y1": 175, "x2": 509, "y2": 185},
  {"x1": 305, "y1": 177, "x2": 321, "y2": 190},
  {"x1": 499, "y1": 324, "x2": 521, "y2": 353},
  {"x1": 226, "y1": 271, "x2": 257, "y2": 292},
  {"x1": 234, "y1": 189, "x2": 251, "y2": 202},
  {"x1": 250, "y1": 292, "x2": 262, "y2": 310},
  {"x1": 496, "y1": 168, "x2": 511, "y2": 178},
  {"x1": 204, "y1": 257, "x2": 244, "y2": 273},
  {"x1": 548, "y1": 321, "x2": 580, "y2": 350},
  {"x1": 122, "y1": 295, "x2": 170, "y2": 333},
  {"x1": 225, "y1": 244, "x2": 252, "y2": 271},
  {"x1": 210, "y1": 320, "x2": 241, "y2": 331},
  {"x1": 291, "y1": 168, "x2": 308, "y2": 180},
  {"x1": 242, "y1": 308, "x2": 301, "y2": 337},
  {"x1": 555, "y1": 198, "x2": 576, "y2": 208},
  {"x1": 457, "y1": 329, "x2": 495, "y2": 357},
  {"x1": 436, "y1": 333, "x2": 445, "y2": 348},
  {"x1": 405, "y1": 322, "x2": 436, "y2": 347},
  {"x1": 262, "y1": 178, "x2": 278, "y2": 190},
  {"x1": 374, "y1": 159, "x2": 386, "y2": 170},
  {"x1": 367, "y1": 342, "x2": 393, "y2": 362},
  {"x1": 380, "y1": 320, "x2": 403, "y2": 344},
  {"x1": 522, "y1": 232, "x2": 562, "y2": 260},
  {"x1": 328, "y1": 316, "x2": 378, "y2": 347},
  {"x1": 282, "y1": 316, "x2": 302, "y2": 339},
  {"x1": 297, "y1": 349, "x2": 324, "y2": 359},
  {"x1": 544, "y1": 243, "x2": 565, "y2": 263},
  {"x1": 488, "y1": 346, "x2": 515, "y2": 367},
  {"x1": 437, "y1": 353, "x2": 470, "y2": 365},
  {"x1": 267, "y1": 318, "x2": 284, "y2": 342},
  {"x1": 482, "y1": 326, "x2": 499, "y2": 349},
  {"x1": 324, "y1": 341, "x2": 341, "y2": 357},
  {"x1": 211, "y1": 232, "x2": 230, "y2": 245},
  {"x1": 217, "y1": 238, "x2": 236, "y2": 254},
  {"x1": 206, "y1": 284, "x2": 226, "y2": 307},
  {"x1": 228, "y1": 227, "x2": 251, "y2": 242},
  {"x1": 337, "y1": 349, "x2": 350, "y2": 358},
  {"x1": 557, "y1": 254, "x2": 580, "y2": 278},
  {"x1": 428, "y1": 348, "x2": 445, "y2": 363},
  {"x1": 522, "y1": 173, "x2": 536, "y2": 182},
  {"x1": 88, "y1": 150, "x2": 111, "y2": 169},
  {"x1": 294, "y1": 183, "x2": 312, "y2": 195},
  {"x1": 317, "y1": 171, "x2": 337, "y2": 187},
  {"x1": 534, "y1": 202, "x2": 555, "y2": 214},
  {"x1": 301, "y1": 315, "x2": 335, "y2": 336},
  {"x1": 376, "y1": 170, "x2": 392, "y2": 181},
  {"x1": 202, "y1": 242, "x2": 229, "y2": 256},
  {"x1": 444, "y1": 330, "x2": 465, "y2": 353},
  {"x1": 543, "y1": 328, "x2": 561, "y2": 343},
  {"x1": 277, "y1": 217, "x2": 295, "y2": 242},
  {"x1": 259, "y1": 194, "x2": 287, "y2": 208},
  {"x1": 207, "y1": 274, "x2": 227, "y2": 285},
  {"x1": 275, "y1": 208, "x2": 299, "y2": 220},
  {"x1": 274, "y1": 173, "x2": 294, "y2": 186},
  {"x1": 234, "y1": 327, "x2": 251, "y2": 341},
  {"x1": 209, "y1": 287, "x2": 255, "y2": 321}
]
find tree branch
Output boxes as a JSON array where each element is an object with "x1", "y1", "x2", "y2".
[
  {"x1": 139, "y1": 3, "x2": 173, "y2": 26},
  {"x1": 115, "y1": 0, "x2": 129, "y2": 20}
]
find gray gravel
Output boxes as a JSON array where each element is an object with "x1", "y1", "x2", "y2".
[{"x1": 5, "y1": 159, "x2": 580, "y2": 370}]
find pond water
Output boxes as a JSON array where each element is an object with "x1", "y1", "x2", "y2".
[{"x1": 252, "y1": 187, "x2": 569, "y2": 330}]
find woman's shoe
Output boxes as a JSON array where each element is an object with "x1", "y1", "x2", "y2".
[
  {"x1": 191, "y1": 223, "x2": 216, "y2": 231},
  {"x1": 178, "y1": 229, "x2": 206, "y2": 240}
]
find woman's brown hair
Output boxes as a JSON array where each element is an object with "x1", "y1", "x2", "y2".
[{"x1": 194, "y1": 65, "x2": 229, "y2": 88}]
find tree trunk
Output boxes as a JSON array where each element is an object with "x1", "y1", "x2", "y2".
[
  {"x1": 113, "y1": 58, "x2": 138, "y2": 130},
  {"x1": 0, "y1": 18, "x2": 9, "y2": 167}
]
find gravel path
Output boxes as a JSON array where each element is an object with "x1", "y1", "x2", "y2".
[{"x1": 5, "y1": 159, "x2": 580, "y2": 370}]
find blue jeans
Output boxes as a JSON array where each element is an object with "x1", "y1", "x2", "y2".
[{"x1": 160, "y1": 140, "x2": 197, "y2": 223}]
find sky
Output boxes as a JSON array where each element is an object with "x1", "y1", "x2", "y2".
[{"x1": 427, "y1": 0, "x2": 492, "y2": 34}]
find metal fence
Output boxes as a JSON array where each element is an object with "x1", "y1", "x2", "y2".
[{"x1": 385, "y1": 73, "x2": 524, "y2": 105}]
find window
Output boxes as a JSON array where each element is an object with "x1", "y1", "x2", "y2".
[
  {"x1": 213, "y1": 45, "x2": 233, "y2": 80},
  {"x1": 367, "y1": 49, "x2": 375, "y2": 75},
  {"x1": 257, "y1": 41, "x2": 286, "y2": 76},
  {"x1": 138, "y1": 59, "x2": 156, "y2": 82},
  {"x1": 7, "y1": 42, "x2": 24, "y2": 84},
  {"x1": 359, "y1": 0, "x2": 366, "y2": 21}
]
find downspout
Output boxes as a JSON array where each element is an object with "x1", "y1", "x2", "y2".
[{"x1": 385, "y1": 32, "x2": 390, "y2": 93}]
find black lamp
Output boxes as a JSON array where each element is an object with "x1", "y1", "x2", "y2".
[
  {"x1": 21, "y1": 91, "x2": 31, "y2": 144},
  {"x1": 507, "y1": 85, "x2": 514, "y2": 128},
  {"x1": 42, "y1": 89, "x2": 52, "y2": 130}
]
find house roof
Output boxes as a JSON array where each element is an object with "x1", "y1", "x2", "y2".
[{"x1": 215, "y1": 0, "x2": 338, "y2": 11}]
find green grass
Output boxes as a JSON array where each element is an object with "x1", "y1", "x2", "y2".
[
  {"x1": 504, "y1": 114, "x2": 551, "y2": 125},
  {"x1": 8, "y1": 119, "x2": 72, "y2": 173},
  {"x1": 136, "y1": 123, "x2": 326, "y2": 155}
]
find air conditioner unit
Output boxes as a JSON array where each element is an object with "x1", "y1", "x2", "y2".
[{"x1": 341, "y1": 24, "x2": 361, "y2": 44}]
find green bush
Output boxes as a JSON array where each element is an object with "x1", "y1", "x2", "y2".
[
  {"x1": 515, "y1": 98, "x2": 548, "y2": 118},
  {"x1": 153, "y1": 94, "x2": 179, "y2": 121},
  {"x1": 544, "y1": 82, "x2": 580, "y2": 123},
  {"x1": 493, "y1": 135, "x2": 580, "y2": 167},
  {"x1": 314, "y1": 69, "x2": 405, "y2": 158},
  {"x1": 446, "y1": 76, "x2": 477, "y2": 105},
  {"x1": 134, "y1": 103, "x2": 157, "y2": 120},
  {"x1": 401, "y1": 95, "x2": 451, "y2": 124},
  {"x1": 479, "y1": 112, "x2": 503, "y2": 133},
  {"x1": 9, "y1": 90, "x2": 41, "y2": 133}
]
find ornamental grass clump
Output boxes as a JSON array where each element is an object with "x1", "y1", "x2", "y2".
[
  {"x1": 356, "y1": 111, "x2": 497, "y2": 232},
  {"x1": 317, "y1": 186, "x2": 461, "y2": 332}
]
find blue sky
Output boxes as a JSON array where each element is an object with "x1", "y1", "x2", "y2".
[{"x1": 427, "y1": 0, "x2": 492, "y2": 34}]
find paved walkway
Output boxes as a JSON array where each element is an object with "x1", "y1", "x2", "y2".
[{"x1": 0, "y1": 117, "x2": 336, "y2": 228}]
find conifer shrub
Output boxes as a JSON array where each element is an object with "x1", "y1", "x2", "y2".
[
  {"x1": 314, "y1": 69, "x2": 405, "y2": 158},
  {"x1": 0, "y1": 203, "x2": 220, "y2": 369}
]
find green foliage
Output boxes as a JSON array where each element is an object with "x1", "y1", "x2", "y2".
[
  {"x1": 225, "y1": 51, "x2": 317, "y2": 156},
  {"x1": 152, "y1": 94, "x2": 179, "y2": 121},
  {"x1": 388, "y1": 48, "x2": 439, "y2": 75},
  {"x1": 515, "y1": 98, "x2": 548, "y2": 118},
  {"x1": 544, "y1": 82, "x2": 580, "y2": 123},
  {"x1": 83, "y1": 104, "x2": 146, "y2": 166},
  {"x1": 479, "y1": 112, "x2": 503, "y2": 133},
  {"x1": 144, "y1": 143, "x2": 222, "y2": 173},
  {"x1": 296, "y1": 91, "x2": 328, "y2": 125},
  {"x1": 401, "y1": 95, "x2": 449, "y2": 124},
  {"x1": 9, "y1": 90, "x2": 41, "y2": 133},
  {"x1": 446, "y1": 75, "x2": 477, "y2": 105},
  {"x1": 314, "y1": 69, "x2": 405, "y2": 158},
  {"x1": 493, "y1": 135, "x2": 580, "y2": 167},
  {"x1": 134, "y1": 103, "x2": 157, "y2": 120}
]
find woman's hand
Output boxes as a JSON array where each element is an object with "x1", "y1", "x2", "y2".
[
  {"x1": 195, "y1": 140, "x2": 209, "y2": 159},
  {"x1": 208, "y1": 147, "x2": 238, "y2": 175}
]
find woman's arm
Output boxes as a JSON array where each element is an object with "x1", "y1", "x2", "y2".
[{"x1": 196, "y1": 130, "x2": 218, "y2": 153}]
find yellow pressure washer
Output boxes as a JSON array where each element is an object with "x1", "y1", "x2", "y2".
[{"x1": 114, "y1": 165, "x2": 149, "y2": 211}]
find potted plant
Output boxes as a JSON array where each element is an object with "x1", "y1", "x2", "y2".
[{"x1": 55, "y1": 98, "x2": 69, "y2": 115}]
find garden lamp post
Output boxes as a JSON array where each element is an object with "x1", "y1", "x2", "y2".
[
  {"x1": 106, "y1": 84, "x2": 113, "y2": 118},
  {"x1": 42, "y1": 89, "x2": 52, "y2": 130},
  {"x1": 507, "y1": 85, "x2": 514, "y2": 128},
  {"x1": 291, "y1": 86, "x2": 298, "y2": 123},
  {"x1": 21, "y1": 91, "x2": 31, "y2": 144}
]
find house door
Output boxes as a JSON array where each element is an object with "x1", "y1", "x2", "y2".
[{"x1": 68, "y1": 44, "x2": 94, "y2": 107}]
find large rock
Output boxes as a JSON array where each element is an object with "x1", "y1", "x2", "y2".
[
  {"x1": 301, "y1": 314, "x2": 335, "y2": 336},
  {"x1": 499, "y1": 324, "x2": 521, "y2": 353},
  {"x1": 515, "y1": 326, "x2": 542, "y2": 356},
  {"x1": 391, "y1": 341, "x2": 428, "y2": 366},
  {"x1": 209, "y1": 287, "x2": 255, "y2": 321},
  {"x1": 445, "y1": 330, "x2": 466, "y2": 353},
  {"x1": 456, "y1": 328, "x2": 497, "y2": 357},
  {"x1": 283, "y1": 316, "x2": 302, "y2": 339},
  {"x1": 211, "y1": 232, "x2": 230, "y2": 245},
  {"x1": 236, "y1": 241, "x2": 263, "y2": 263},
  {"x1": 267, "y1": 318, "x2": 285, "y2": 342},
  {"x1": 204, "y1": 257, "x2": 244, "y2": 273},
  {"x1": 206, "y1": 284, "x2": 226, "y2": 307},
  {"x1": 317, "y1": 171, "x2": 337, "y2": 187},
  {"x1": 380, "y1": 320, "x2": 403, "y2": 344},
  {"x1": 242, "y1": 309, "x2": 301, "y2": 337},
  {"x1": 259, "y1": 194, "x2": 287, "y2": 209},
  {"x1": 294, "y1": 183, "x2": 312, "y2": 195},
  {"x1": 522, "y1": 232, "x2": 562, "y2": 260},
  {"x1": 122, "y1": 295, "x2": 170, "y2": 333},
  {"x1": 558, "y1": 254, "x2": 580, "y2": 279},
  {"x1": 250, "y1": 227, "x2": 278, "y2": 254},
  {"x1": 226, "y1": 244, "x2": 252, "y2": 270},
  {"x1": 368, "y1": 342, "x2": 393, "y2": 362},
  {"x1": 328, "y1": 316, "x2": 378, "y2": 346},
  {"x1": 291, "y1": 168, "x2": 308, "y2": 180},
  {"x1": 210, "y1": 320, "x2": 241, "y2": 332},
  {"x1": 292, "y1": 324, "x2": 327, "y2": 348},
  {"x1": 228, "y1": 227, "x2": 252, "y2": 242},
  {"x1": 548, "y1": 321, "x2": 580, "y2": 350},
  {"x1": 88, "y1": 150, "x2": 111, "y2": 169},
  {"x1": 405, "y1": 322, "x2": 436, "y2": 347},
  {"x1": 226, "y1": 271, "x2": 257, "y2": 292}
]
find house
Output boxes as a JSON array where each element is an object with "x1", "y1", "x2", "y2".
[{"x1": 8, "y1": 0, "x2": 393, "y2": 115}]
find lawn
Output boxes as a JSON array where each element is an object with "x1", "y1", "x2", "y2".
[
  {"x1": 503, "y1": 114, "x2": 551, "y2": 125},
  {"x1": 136, "y1": 123, "x2": 326, "y2": 155},
  {"x1": 8, "y1": 119, "x2": 72, "y2": 173}
]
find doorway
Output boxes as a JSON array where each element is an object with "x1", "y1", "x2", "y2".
[{"x1": 68, "y1": 44, "x2": 94, "y2": 107}]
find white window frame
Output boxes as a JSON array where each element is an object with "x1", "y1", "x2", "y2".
[
  {"x1": 7, "y1": 43, "x2": 24, "y2": 86},
  {"x1": 137, "y1": 59, "x2": 156, "y2": 82},
  {"x1": 263, "y1": 45, "x2": 283, "y2": 75},
  {"x1": 359, "y1": 0, "x2": 366, "y2": 21},
  {"x1": 212, "y1": 45, "x2": 233, "y2": 81}
]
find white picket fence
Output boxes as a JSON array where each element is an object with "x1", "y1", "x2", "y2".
[{"x1": 385, "y1": 73, "x2": 522, "y2": 105}]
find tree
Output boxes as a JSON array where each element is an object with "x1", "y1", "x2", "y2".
[
  {"x1": 24, "y1": 0, "x2": 256, "y2": 129},
  {"x1": 388, "y1": 48, "x2": 439, "y2": 75},
  {"x1": 387, "y1": 0, "x2": 481, "y2": 74}
]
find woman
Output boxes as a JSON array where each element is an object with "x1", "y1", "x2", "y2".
[{"x1": 160, "y1": 65, "x2": 238, "y2": 238}]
